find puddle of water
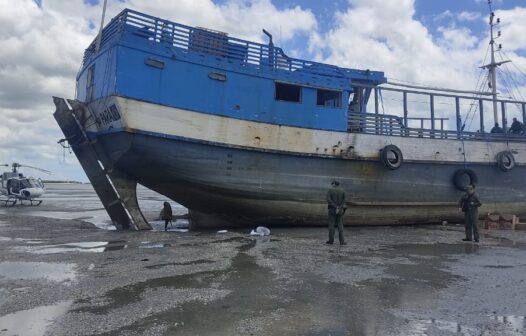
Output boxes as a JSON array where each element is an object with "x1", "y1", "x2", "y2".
[
  {"x1": 0, "y1": 288, "x2": 8, "y2": 306},
  {"x1": 0, "y1": 262, "x2": 76, "y2": 282},
  {"x1": 490, "y1": 315, "x2": 525, "y2": 330},
  {"x1": 149, "y1": 219, "x2": 190, "y2": 232},
  {"x1": 23, "y1": 210, "x2": 116, "y2": 230},
  {"x1": 0, "y1": 301, "x2": 71, "y2": 336},
  {"x1": 406, "y1": 318, "x2": 478, "y2": 335},
  {"x1": 139, "y1": 241, "x2": 171, "y2": 249},
  {"x1": 21, "y1": 241, "x2": 127, "y2": 254}
]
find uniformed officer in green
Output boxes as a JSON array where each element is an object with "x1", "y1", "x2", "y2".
[
  {"x1": 326, "y1": 180, "x2": 347, "y2": 245},
  {"x1": 458, "y1": 184, "x2": 482, "y2": 242}
]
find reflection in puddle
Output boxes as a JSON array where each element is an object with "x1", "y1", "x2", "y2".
[
  {"x1": 0, "y1": 301, "x2": 71, "y2": 336},
  {"x1": 139, "y1": 241, "x2": 171, "y2": 249},
  {"x1": 408, "y1": 318, "x2": 477, "y2": 335},
  {"x1": 490, "y1": 315, "x2": 525, "y2": 330},
  {"x1": 21, "y1": 241, "x2": 127, "y2": 254},
  {"x1": 11, "y1": 238, "x2": 46, "y2": 245},
  {"x1": 0, "y1": 262, "x2": 76, "y2": 282},
  {"x1": 149, "y1": 219, "x2": 190, "y2": 232},
  {"x1": 11, "y1": 210, "x2": 116, "y2": 230}
]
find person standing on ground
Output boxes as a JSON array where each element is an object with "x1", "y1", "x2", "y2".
[
  {"x1": 326, "y1": 180, "x2": 347, "y2": 245},
  {"x1": 458, "y1": 184, "x2": 482, "y2": 242},
  {"x1": 162, "y1": 201, "x2": 173, "y2": 231}
]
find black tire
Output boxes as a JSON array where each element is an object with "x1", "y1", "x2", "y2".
[
  {"x1": 496, "y1": 151, "x2": 515, "y2": 172},
  {"x1": 380, "y1": 145, "x2": 403, "y2": 170},
  {"x1": 453, "y1": 169, "x2": 478, "y2": 191}
]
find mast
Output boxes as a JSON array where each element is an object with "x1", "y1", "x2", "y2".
[
  {"x1": 95, "y1": 0, "x2": 108, "y2": 52},
  {"x1": 480, "y1": 0, "x2": 510, "y2": 125}
]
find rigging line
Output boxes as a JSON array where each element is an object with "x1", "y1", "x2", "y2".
[
  {"x1": 463, "y1": 68, "x2": 490, "y2": 127},
  {"x1": 465, "y1": 76, "x2": 488, "y2": 131},
  {"x1": 497, "y1": 50, "x2": 524, "y2": 83},
  {"x1": 466, "y1": 77, "x2": 489, "y2": 131},
  {"x1": 497, "y1": 68, "x2": 525, "y2": 106},
  {"x1": 500, "y1": 50, "x2": 526, "y2": 79},
  {"x1": 499, "y1": 62, "x2": 526, "y2": 102}
]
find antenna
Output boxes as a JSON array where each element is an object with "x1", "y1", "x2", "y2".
[
  {"x1": 480, "y1": 0, "x2": 510, "y2": 125},
  {"x1": 95, "y1": 0, "x2": 109, "y2": 52}
]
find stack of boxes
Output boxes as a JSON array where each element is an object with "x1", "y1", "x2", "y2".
[{"x1": 483, "y1": 213, "x2": 524, "y2": 230}]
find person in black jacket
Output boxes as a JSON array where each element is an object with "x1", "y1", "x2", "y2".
[
  {"x1": 509, "y1": 118, "x2": 524, "y2": 134},
  {"x1": 326, "y1": 180, "x2": 347, "y2": 245},
  {"x1": 458, "y1": 184, "x2": 482, "y2": 242},
  {"x1": 490, "y1": 123, "x2": 503, "y2": 133},
  {"x1": 162, "y1": 201, "x2": 173, "y2": 231}
]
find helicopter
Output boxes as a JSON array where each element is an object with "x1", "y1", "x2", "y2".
[{"x1": 0, "y1": 163, "x2": 50, "y2": 206}]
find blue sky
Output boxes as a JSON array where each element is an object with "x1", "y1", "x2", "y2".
[{"x1": 3, "y1": 0, "x2": 526, "y2": 182}]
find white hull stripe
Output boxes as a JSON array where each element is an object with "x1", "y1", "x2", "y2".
[{"x1": 88, "y1": 96, "x2": 526, "y2": 165}]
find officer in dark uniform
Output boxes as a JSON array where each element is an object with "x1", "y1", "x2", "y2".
[
  {"x1": 326, "y1": 180, "x2": 347, "y2": 245},
  {"x1": 162, "y1": 201, "x2": 173, "y2": 231},
  {"x1": 458, "y1": 184, "x2": 482, "y2": 242}
]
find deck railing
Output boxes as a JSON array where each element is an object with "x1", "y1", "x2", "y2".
[
  {"x1": 348, "y1": 111, "x2": 526, "y2": 141},
  {"x1": 83, "y1": 9, "x2": 384, "y2": 84},
  {"x1": 348, "y1": 84, "x2": 526, "y2": 142}
]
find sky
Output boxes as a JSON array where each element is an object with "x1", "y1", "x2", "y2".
[{"x1": 0, "y1": 0, "x2": 525, "y2": 182}]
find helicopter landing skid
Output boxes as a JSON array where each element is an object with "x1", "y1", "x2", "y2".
[
  {"x1": 19, "y1": 199, "x2": 43, "y2": 206},
  {"x1": 0, "y1": 198, "x2": 17, "y2": 207}
]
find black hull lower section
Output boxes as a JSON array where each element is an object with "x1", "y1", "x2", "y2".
[{"x1": 100, "y1": 132, "x2": 526, "y2": 228}]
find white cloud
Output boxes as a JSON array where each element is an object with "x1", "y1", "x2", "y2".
[
  {"x1": 0, "y1": 0, "x2": 316, "y2": 181},
  {"x1": 496, "y1": 7, "x2": 526, "y2": 52},
  {"x1": 0, "y1": 0, "x2": 525, "y2": 181},
  {"x1": 458, "y1": 11, "x2": 482, "y2": 22},
  {"x1": 309, "y1": 0, "x2": 526, "y2": 131}
]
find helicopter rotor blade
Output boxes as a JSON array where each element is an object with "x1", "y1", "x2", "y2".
[{"x1": 17, "y1": 165, "x2": 52, "y2": 174}]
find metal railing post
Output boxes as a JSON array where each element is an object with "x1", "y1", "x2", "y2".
[
  {"x1": 403, "y1": 91, "x2": 408, "y2": 127},
  {"x1": 479, "y1": 99, "x2": 485, "y2": 133},
  {"x1": 501, "y1": 101, "x2": 507, "y2": 132},
  {"x1": 430, "y1": 94, "x2": 435, "y2": 138},
  {"x1": 523, "y1": 103, "x2": 526, "y2": 125},
  {"x1": 455, "y1": 96, "x2": 461, "y2": 134},
  {"x1": 374, "y1": 88, "x2": 378, "y2": 115}
]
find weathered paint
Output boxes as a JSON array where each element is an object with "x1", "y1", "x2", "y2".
[
  {"x1": 94, "y1": 129, "x2": 526, "y2": 227},
  {"x1": 89, "y1": 96, "x2": 526, "y2": 166}
]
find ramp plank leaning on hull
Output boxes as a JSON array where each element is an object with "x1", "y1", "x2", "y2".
[{"x1": 53, "y1": 97, "x2": 151, "y2": 230}]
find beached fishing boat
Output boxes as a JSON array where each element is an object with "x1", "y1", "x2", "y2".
[{"x1": 54, "y1": 7, "x2": 526, "y2": 229}]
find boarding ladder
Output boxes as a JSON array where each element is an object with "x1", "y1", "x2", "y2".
[{"x1": 53, "y1": 97, "x2": 151, "y2": 230}]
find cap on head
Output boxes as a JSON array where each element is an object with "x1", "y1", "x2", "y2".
[{"x1": 331, "y1": 180, "x2": 340, "y2": 186}]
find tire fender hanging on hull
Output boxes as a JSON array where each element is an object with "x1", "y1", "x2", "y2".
[
  {"x1": 453, "y1": 168, "x2": 478, "y2": 191},
  {"x1": 496, "y1": 151, "x2": 515, "y2": 172},
  {"x1": 380, "y1": 145, "x2": 403, "y2": 170}
]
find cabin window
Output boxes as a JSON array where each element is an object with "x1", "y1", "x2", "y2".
[
  {"x1": 86, "y1": 64, "x2": 96, "y2": 101},
  {"x1": 275, "y1": 82, "x2": 301, "y2": 103},
  {"x1": 317, "y1": 89, "x2": 341, "y2": 108}
]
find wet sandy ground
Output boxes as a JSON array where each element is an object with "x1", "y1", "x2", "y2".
[{"x1": 0, "y1": 184, "x2": 525, "y2": 335}]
